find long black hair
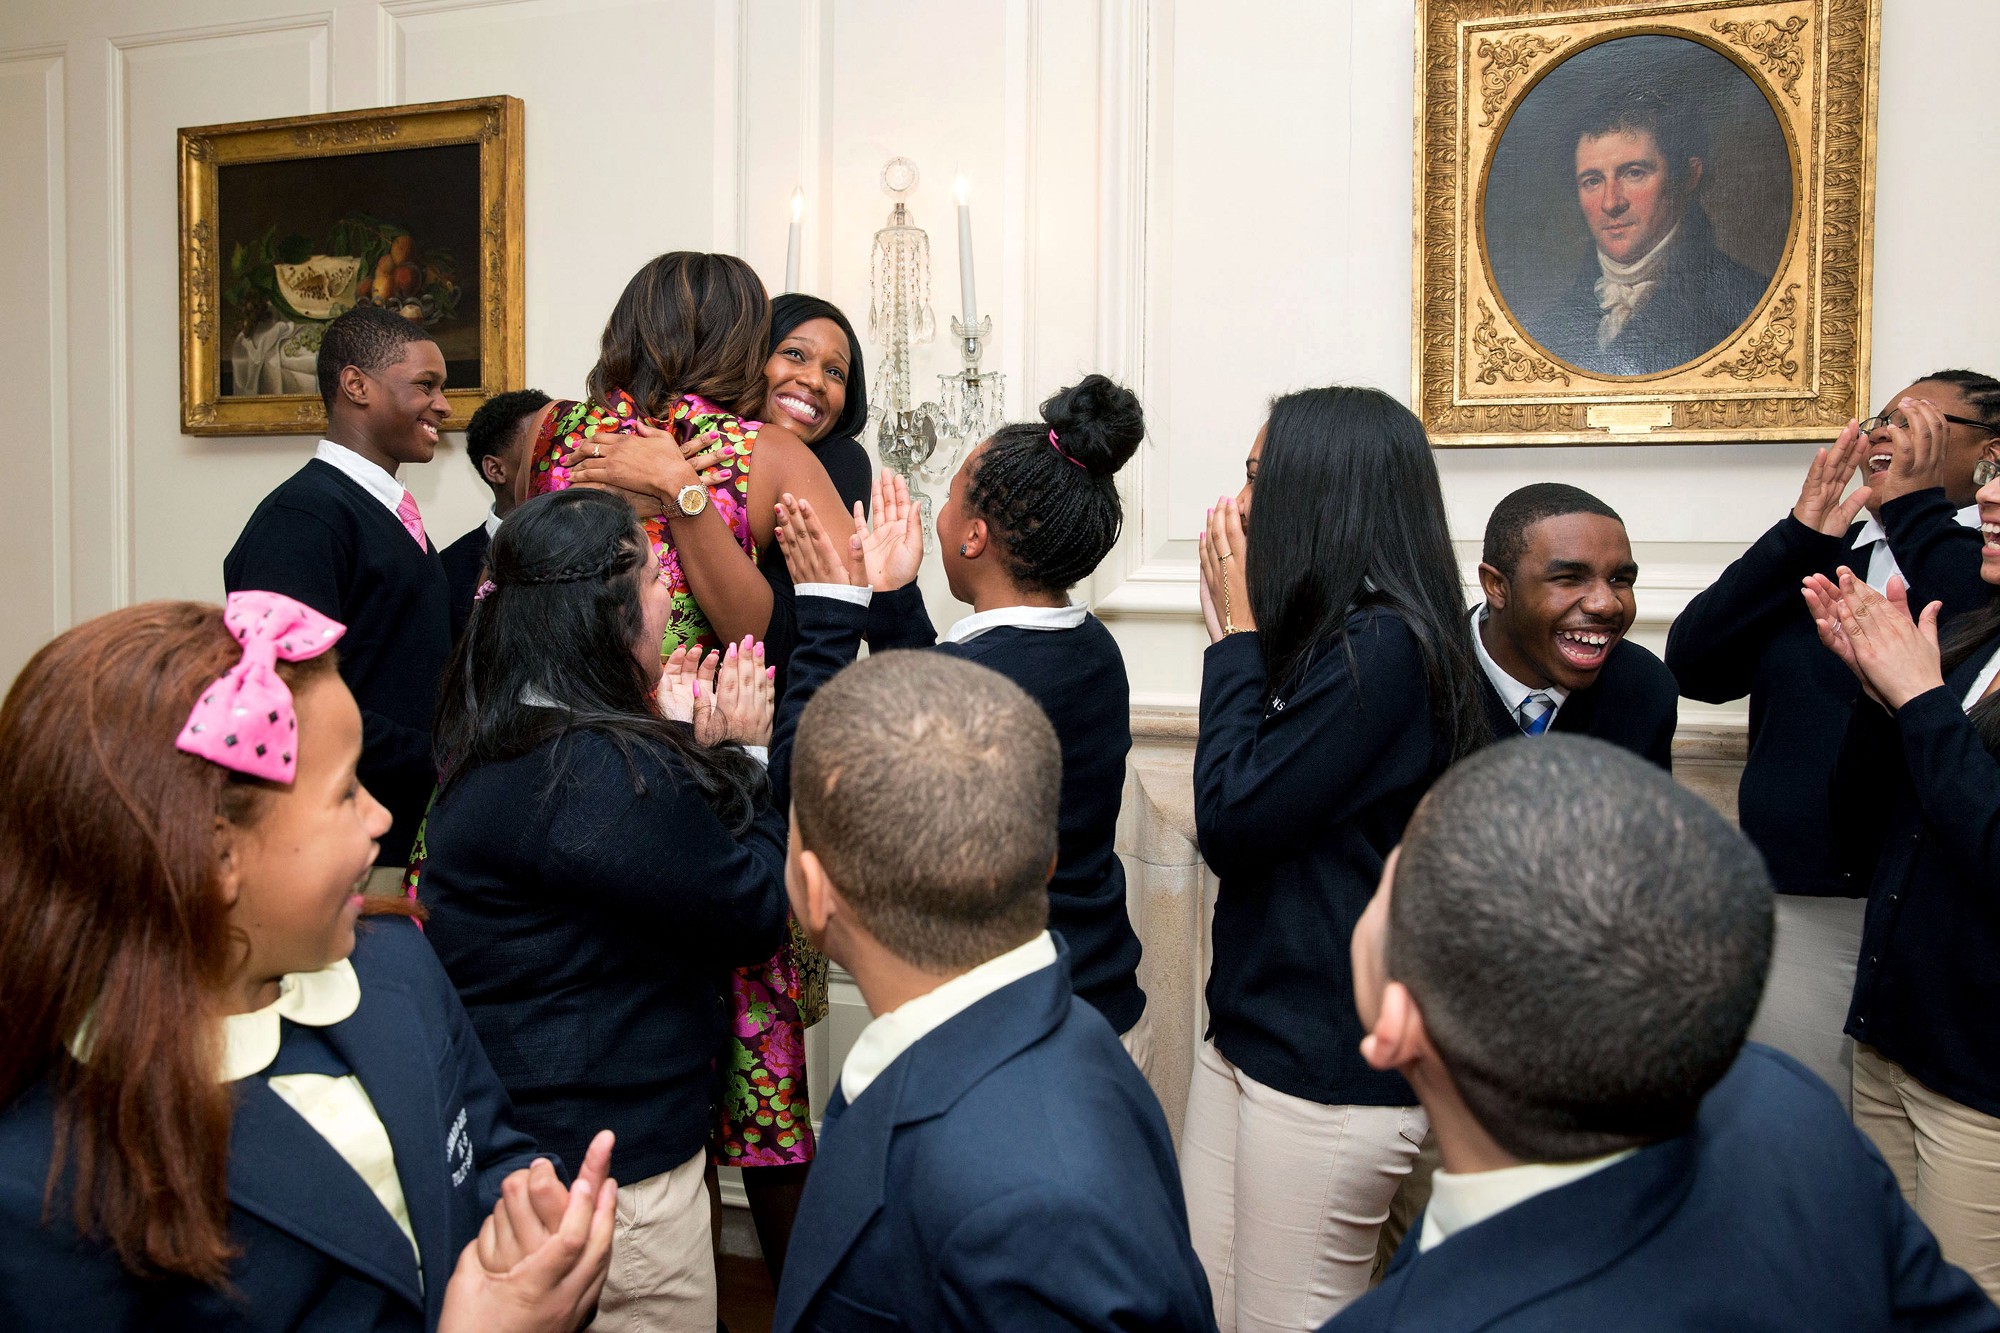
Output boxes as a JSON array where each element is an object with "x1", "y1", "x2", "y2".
[
  {"x1": 769, "y1": 294, "x2": 869, "y2": 442},
  {"x1": 965, "y1": 374, "x2": 1145, "y2": 594},
  {"x1": 1246, "y1": 386, "x2": 1489, "y2": 760},
  {"x1": 1941, "y1": 598, "x2": 2000, "y2": 755},
  {"x1": 433, "y1": 488, "x2": 763, "y2": 831}
]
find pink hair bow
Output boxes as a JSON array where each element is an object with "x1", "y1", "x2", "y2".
[{"x1": 176, "y1": 591, "x2": 346, "y2": 783}]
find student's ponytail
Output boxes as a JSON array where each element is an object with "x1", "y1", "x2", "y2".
[{"x1": 963, "y1": 374, "x2": 1146, "y2": 594}]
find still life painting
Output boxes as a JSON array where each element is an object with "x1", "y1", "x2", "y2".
[{"x1": 180, "y1": 96, "x2": 522, "y2": 436}]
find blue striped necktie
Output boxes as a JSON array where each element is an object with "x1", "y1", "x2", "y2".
[{"x1": 1517, "y1": 693, "x2": 1555, "y2": 736}]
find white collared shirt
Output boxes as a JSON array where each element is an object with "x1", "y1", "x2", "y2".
[
  {"x1": 221, "y1": 961, "x2": 423, "y2": 1281},
  {"x1": 1470, "y1": 605, "x2": 1569, "y2": 730},
  {"x1": 315, "y1": 439, "x2": 407, "y2": 516},
  {"x1": 1965, "y1": 644, "x2": 2000, "y2": 713},
  {"x1": 483, "y1": 505, "x2": 502, "y2": 539},
  {"x1": 1418, "y1": 1149, "x2": 1635, "y2": 1252},
  {"x1": 839, "y1": 932, "x2": 1058, "y2": 1106},
  {"x1": 1853, "y1": 503, "x2": 1982, "y2": 594},
  {"x1": 791, "y1": 584, "x2": 1087, "y2": 644},
  {"x1": 942, "y1": 602, "x2": 1087, "y2": 644}
]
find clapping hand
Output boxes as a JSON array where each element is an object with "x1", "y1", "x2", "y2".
[
  {"x1": 656, "y1": 644, "x2": 710, "y2": 724},
  {"x1": 775, "y1": 492, "x2": 865, "y2": 587},
  {"x1": 699, "y1": 635, "x2": 774, "y2": 747},
  {"x1": 1197, "y1": 497, "x2": 1253, "y2": 644},
  {"x1": 1792, "y1": 420, "x2": 1872, "y2": 535},
  {"x1": 1801, "y1": 568, "x2": 1945, "y2": 710},
  {"x1": 856, "y1": 472, "x2": 925, "y2": 592},
  {"x1": 1867, "y1": 397, "x2": 1953, "y2": 508},
  {"x1": 436, "y1": 1131, "x2": 617, "y2": 1333}
]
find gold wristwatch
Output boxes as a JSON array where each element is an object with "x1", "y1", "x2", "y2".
[{"x1": 675, "y1": 483, "x2": 709, "y2": 517}]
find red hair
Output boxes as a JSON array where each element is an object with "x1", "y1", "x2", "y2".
[{"x1": 0, "y1": 601, "x2": 384, "y2": 1282}]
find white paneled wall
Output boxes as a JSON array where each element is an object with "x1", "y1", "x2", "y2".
[{"x1": 3, "y1": 0, "x2": 1999, "y2": 1168}]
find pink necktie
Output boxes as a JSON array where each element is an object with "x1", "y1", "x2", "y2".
[{"x1": 396, "y1": 490, "x2": 427, "y2": 550}]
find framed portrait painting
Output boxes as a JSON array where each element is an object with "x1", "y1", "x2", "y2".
[
  {"x1": 179, "y1": 96, "x2": 524, "y2": 436},
  {"x1": 1414, "y1": 0, "x2": 1880, "y2": 446}
]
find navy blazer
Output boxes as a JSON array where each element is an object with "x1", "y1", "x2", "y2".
[
  {"x1": 772, "y1": 950, "x2": 1214, "y2": 1332},
  {"x1": 1195, "y1": 613, "x2": 1454, "y2": 1106},
  {"x1": 1324, "y1": 1045, "x2": 2000, "y2": 1332},
  {"x1": 1836, "y1": 616, "x2": 2000, "y2": 1118},
  {"x1": 1476, "y1": 631, "x2": 1677, "y2": 770},
  {"x1": 1667, "y1": 493, "x2": 1984, "y2": 897},
  {"x1": 771, "y1": 589, "x2": 1147, "y2": 1034},
  {"x1": 0, "y1": 918, "x2": 548, "y2": 1332},
  {"x1": 438, "y1": 521, "x2": 490, "y2": 644}
]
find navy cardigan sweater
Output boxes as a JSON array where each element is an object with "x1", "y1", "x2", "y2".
[
  {"x1": 223, "y1": 459, "x2": 452, "y2": 865},
  {"x1": 1835, "y1": 615, "x2": 2000, "y2": 1118},
  {"x1": 773, "y1": 588, "x2": 1147, "y2": 1035},
  {"x1": 1666, "y1": 489, "x2": 1987, "y2": 897},
  {"x1": 1196, "y1": 611, "x2": 1456, "y2": 1106},
  {"x1": 419, "y1": 728, "x2": 790, "y2": 1180}
]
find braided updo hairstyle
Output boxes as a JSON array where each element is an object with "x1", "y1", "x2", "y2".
[
  {"x1": 964, "y1": 374, "x2": 1145, "y2": 594},
  {"x1": 432, "y1": 488, "x2": 763, "y2": 831}
]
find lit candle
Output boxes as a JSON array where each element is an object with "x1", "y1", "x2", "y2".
[
  {"x1": 955, "y1": 173, "x2": 978, "y2": 329},
  {"x1": 784, "y1": 187, "x2": 804, "y2": 293}
]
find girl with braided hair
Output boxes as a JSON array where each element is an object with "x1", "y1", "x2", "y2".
[
  {"x1": 417, "y1": 488, "x2": 789, "y2": 1331},
  {"x1": 772, "y1": 374, "x2": 1155, "y2": 1067}
]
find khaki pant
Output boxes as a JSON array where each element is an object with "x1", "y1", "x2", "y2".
[
  {"x1": 1748, "y1": 894, "x2": 1866, "y2": 1112},
  {"x1": 1853, "y1": 1045, "x2": 2000, "y2": 1304},
  {"x1": 1119, "y1": 1006, "x2": 1156, "y2": 1080},
  {"x1": 589, "y1": 1150, "x2": 714, "y2": 1333},
  {"x1": 1180, "y1": 1042, "x2": 1427, "y2": 1331}
]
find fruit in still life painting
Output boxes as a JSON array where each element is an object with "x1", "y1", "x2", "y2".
[{"x1": 223, "y1": 213, "x2": 461, "y2": 340}]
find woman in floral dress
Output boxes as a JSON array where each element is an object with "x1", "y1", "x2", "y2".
[{"x1": 529, "y1": 251, "x2": 853, "y2": 1279}]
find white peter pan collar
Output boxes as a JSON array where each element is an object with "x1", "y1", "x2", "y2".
[{"x1": 219, "y1": 959, "x2": 362, "y2": 1082}]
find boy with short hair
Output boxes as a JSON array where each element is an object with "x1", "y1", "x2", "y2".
[
  {"x1": 774, "y1": 650, "x2": 1213, "y2": 1332},
  {"x1": 224, "y1": 305, "x2": 452, "y2": 875},
  {"x1": 1327, "y1": 736, "x2": 1998, "y2": 1331},
  {"x1": 440, "y1": 387, "x2": 550, "y2": 640},
  {"x1": 1474, "y1": 483, "x2": 1677, "y2": 766}
]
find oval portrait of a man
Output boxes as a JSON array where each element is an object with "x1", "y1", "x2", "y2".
[{"x1": 1482, "y1": 34, "x2": 1795, "y2": 378}]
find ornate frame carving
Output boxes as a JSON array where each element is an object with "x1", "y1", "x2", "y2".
[
  {"x1": 1415, "y1": 0, "x2": 1878, "y2": 446},
  {"x1": 178, "y1": 97, "x2": 524, "y2": 436}
]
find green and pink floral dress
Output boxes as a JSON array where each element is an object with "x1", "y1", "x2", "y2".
[{"x1": 526, "y1": 387, "x2": 826, "y2": 1169}]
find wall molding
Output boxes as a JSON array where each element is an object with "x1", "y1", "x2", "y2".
[{"x1": 0, "y1": 45, "x2": 71, "y2": 639}]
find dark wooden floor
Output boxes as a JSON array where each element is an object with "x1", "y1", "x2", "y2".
[{"x1": 717, "y1": 1205, "x2": 777, "y2": 1332}]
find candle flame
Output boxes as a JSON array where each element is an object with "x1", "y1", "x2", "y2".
[
  {"x1": 790, "y1": 187, "x2": 805, "y2": 222},
  {"x1": 955, "y1": 174, "x2": 971, "y2": 206}
]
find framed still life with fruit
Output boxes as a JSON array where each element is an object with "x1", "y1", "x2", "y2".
[
  {"x1": 1414, "y1": 0, "x2": 1879, "y2": 446},
  {"x1": 178, "y1": 96, "x2": 523, "y2": 435}
]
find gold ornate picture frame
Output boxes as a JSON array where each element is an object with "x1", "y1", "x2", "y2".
[
  {"x1": 1415, "y1": 0, "x2": 1878, "y2": 446},
  {"x1": 179, "y1": 96, "x2": 524, "y2": 436}
]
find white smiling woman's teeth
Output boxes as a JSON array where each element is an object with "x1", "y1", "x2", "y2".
[
  {"x1": 1983, "y1": 521, "x2": 2000, "y2": 552},
  {"x1": 777, "y1": 392, "x2": 823, "y2": 423},
  {"x1": 1868, "y1": 452, "x2": 1892, "y2": 472}
]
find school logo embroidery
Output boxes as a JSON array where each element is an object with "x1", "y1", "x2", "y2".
[{"x1": 446, "y1": 1108, "x2": 473, "y2": 1187}]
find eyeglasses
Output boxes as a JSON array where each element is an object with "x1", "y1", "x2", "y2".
[
  {"x1": 1859, "y1": 409, "x2": 2000, "y2": 437},
  {"x1": 1974, "y1": 456, "x2": 2000, "y2": 487}
]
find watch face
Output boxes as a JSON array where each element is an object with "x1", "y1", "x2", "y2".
[{"x1": 678, "y1": 485, "x2": 707, "y2": 516}]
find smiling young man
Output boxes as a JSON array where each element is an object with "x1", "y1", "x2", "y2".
[
  {"x1": 1525, "y1": 88, "x2": 1770, "y2": 376},
  {"x1": 224, "y1": 305, "x2": 453, "y2": 880},
  {"x1": 1320, "y1": 737, "x2": 2000, "y2": 1333},
  {"x1": 1473, "y1": 483, "x2": 1677, "y2": 768}
]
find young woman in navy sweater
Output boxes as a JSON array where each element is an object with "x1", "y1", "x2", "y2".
[
  {"x1": 1803, "y1": 438, "x2": 2000, "y2": 1303},
  {"x1": 0, "y1": 598, "x2": 614, "y2": 1332},
  {"x1": 1184, "y1": 387, "x2": 1490, "y2": 1330},
  {"x1": 770, "y1": 375, "x2": 1155, "y2": 1066},
  {"x1": 417, "y1": 488, "x2": 790, "y2": 1333}
]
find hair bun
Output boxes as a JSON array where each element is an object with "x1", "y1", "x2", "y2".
[{"x1": 1040, "y1": 374, "x2": 1144, "y2": 479}]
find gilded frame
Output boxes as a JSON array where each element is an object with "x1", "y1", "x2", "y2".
[
  {"x1": 1414, "y1": 0, "x2": 1879, "y2": 446},
  {"x1": 178, "y1": 96, "x2": 524, "y2": 436}
]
